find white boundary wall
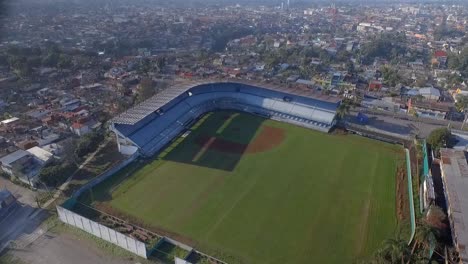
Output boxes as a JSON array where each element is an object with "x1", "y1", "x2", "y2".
[{"x1": 56, "y1": 205, "x2": 147, "y2": 259}]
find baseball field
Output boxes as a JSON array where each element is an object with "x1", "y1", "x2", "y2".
[{"x1": 81, "y1": 111, "x2": 404, "y2": 264}]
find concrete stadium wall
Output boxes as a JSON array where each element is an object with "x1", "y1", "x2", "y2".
[
  {"x1": 56, "y1": 205, "x2": 147, "y2": 258},
  {"x1": 163, "y1": 237, "x2": 193, "y2": 251},
  {"x1": 175, "y1": 257, "x2": 192, "y2": 264}
]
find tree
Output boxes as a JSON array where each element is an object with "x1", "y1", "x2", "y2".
[
  {"x1": 425, "y1": 205, "x2": 447, "y2": 230},
  {"x1": 379, "y1": 237, "x2": 411, "y2": 264},
  {"x1": 42, "y1": 51, "x2": 60, "y2": 67},
  {"x1": 346, "y1": 60, "x2": 355, "y2": 75},
  {"x1": 381, "y1": 66, "x2": 401, "y2": 87},
  {"x1": 74, "y1": 130, "x2": 105, "y2": 159},
  {"x1": 336, "y1": 99, "x2": 351, "y2": 120},
  {"x1": 427, "y1": 128, "x2": 452, "y2": 151},
  {"x1": 137, "y1": 77, "x2": 155, "y2": 102},
  {"x1": 455, "y1": 95, "x2": 468, "y2": 112},
  {"x1": 39, "y1": 160, "x2": 77, "y2": 187},
  {"x1": 57, "y1": 54, "x2": 72, "y2": 70},
  {"x1": 138, "y1": 58, "x2": 152, "y2": 76},
  {"x1": 155, "y1": 56, "x2": 166, "y2": 73},
  {"x1": 360, "y1": 32, "x2": 407, "y2": 65},
  {"x1": 447, "y1": 47, "x2": 468, "y2": 78},
  {"x1": 410, "y1": 222, "x2": 436, "y2": 260}
]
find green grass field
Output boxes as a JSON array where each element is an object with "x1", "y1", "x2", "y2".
[{"x1": 82, "y1": 111, "x2": 404, "y2": 264}]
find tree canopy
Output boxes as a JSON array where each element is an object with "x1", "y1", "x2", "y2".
[
  {"x1": 448, "y1": 47, "x2": 468, "y2": 78},
  {"x1": 455, "y1": 95, "x2": 468, "y2": 112},
  {"x1": 380, "y1": 66, "x2": 402, "y2": 87},
  {"x1": 74, "y1": 130, "x2": 105, "y2": 159},
  {"x1": 39, "y1": 160, "x2": 77, "y2": 187},
  {"x1": 427, "y1": 128, "x2": 452, "y2": 151},
  {"x1": 360, "y1": 32, "x2": 407, "y2": 65}
]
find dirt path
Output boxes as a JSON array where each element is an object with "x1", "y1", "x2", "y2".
[{"x1": 42, "y1": 139, "x2": 110, "y2": 208}]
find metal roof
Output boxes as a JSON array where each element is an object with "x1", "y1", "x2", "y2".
[
  {"x1": 112, "y1": 79, "x2": 340, "y2": 125},
  {"x1": 0, "y1": 149, "x2": 30, "y2": 166}
]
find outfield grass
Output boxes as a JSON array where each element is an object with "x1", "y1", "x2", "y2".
[{"x1": 83, "y1": 111, "x2": 404, "y2": 264}]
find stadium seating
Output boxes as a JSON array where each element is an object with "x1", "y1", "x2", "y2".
[{"x1": 112, "y1": 83, "x2": 340, "y2": 156}]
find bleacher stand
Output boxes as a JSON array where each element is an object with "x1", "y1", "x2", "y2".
[{"x1": 111, "y1": 82, "x2": 341, "y2": 156}]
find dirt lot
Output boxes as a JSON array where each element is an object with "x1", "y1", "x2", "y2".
[{"x1": 10, "y1": 232, "x2": 139, "y2": 264}]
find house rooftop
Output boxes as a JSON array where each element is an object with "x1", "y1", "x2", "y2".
[
  {"x1": 0, "y1": 117, "x2": 19, "y2": 125},
  {"x1": 26, "y1": 146, "x2": 53, "y2": 163},
  {"x1": 0, "y1": 149, "x2": 30, "y2": 166},
  {"x1": 419, "y1": 87, "x2": 441, "y2": 97}
]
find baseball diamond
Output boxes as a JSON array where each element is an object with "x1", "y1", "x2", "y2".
[
  {"x1": 80, "y1": 110, "x2": 403, "y2": 264},
  {"x1": 72, "y1": 82, "x2": 406, "y2": 263}
]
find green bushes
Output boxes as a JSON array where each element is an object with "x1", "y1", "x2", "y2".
[
  {"x1": 39, "y1": 160, "x2": 77, "y2": 187},
  {"x1": 74, "y1": 130, "x2": 105, "y2": 159},
  {"x1": 427, "y1": 128, "x2": 452, "y2": 152}
]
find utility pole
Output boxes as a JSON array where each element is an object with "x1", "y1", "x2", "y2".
[{"x1": 461, "y1": 109, "x2": 468, "y2": 130}]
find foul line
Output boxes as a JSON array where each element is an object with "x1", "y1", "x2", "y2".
[
  {"x1": 192, "y1": 137, "x2": 216, "y2": 162},
  {"x1": 216, "y1": 113, "x2": 239, "y2": 134}
]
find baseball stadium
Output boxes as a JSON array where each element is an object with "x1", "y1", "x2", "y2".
[{"x1": 71, "y1": 81, "x2": 405, "y2": 264}]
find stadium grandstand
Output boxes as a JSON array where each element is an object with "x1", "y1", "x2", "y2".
[{"x1": 110, "y1": 80, "x2": 341, "y2": 156}]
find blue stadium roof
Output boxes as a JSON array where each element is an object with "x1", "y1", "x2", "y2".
[{"x1": 112, "y1": 80, "x2": 340, "y2": 125}]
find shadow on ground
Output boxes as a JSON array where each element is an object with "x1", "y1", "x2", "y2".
[
  {"x1": 161, "y1": 111, "x2": 265, "y2": 171},
  {"x1": 0, "y1": 203, "x2": 49, "y2": 253}
]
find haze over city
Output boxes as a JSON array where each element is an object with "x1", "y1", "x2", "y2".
[{"x1": 0, "y1": 0, "x2": 467, "y2": 263}]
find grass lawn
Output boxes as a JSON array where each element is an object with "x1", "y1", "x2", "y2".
[{"x1": 81, "y1": 111, "x2": 404, "y2": 264}]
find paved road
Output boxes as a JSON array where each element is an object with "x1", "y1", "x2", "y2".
[
  {"x1": 347, "y1": 109, "x2": 449, "y2": 138},
  {"x1": 10, "y1": 232, "x2": 140, "y2": 264},
  {"x1": 0, "y1": 177, "x2": 38, "y2": 207},
  {"x1": 0, "y1": 204, "x2": 46, "y2": 253}
]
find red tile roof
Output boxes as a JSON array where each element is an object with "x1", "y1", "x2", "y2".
[{"x1": 434, "y1": 50, "x2": 447, "y2": 57}]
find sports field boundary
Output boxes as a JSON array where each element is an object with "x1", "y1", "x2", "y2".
[
  {"x1": 57, "y1": 199, "x2": 228, "y2": 264},
  {"x1": 405, "y1": 148, "x2": 416, "y2": 244},
  {"x1": 56, "y1": 111, "x2": 411, "y2": 264}
]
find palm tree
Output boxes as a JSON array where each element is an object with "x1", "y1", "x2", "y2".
[
  {"x1": 380, "y1": 237, "x2": 411, "y2": 264},
  {"x1": 336, "y1": 99, "x2": 351, "y2": 120},
  {"x1": 408, "y1": 221, "x2": 436, "y2": 263}
]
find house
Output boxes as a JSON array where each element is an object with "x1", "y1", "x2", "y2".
[
  {"x1": 71, "y1": 122, "x2": 91, "y2": 136},
  {"x1": 16, "y1": 139, "x2": 38, "y2": 150},
  {"x1": 60, "y1": 98, "x2": 81, "y2": 111},
  {"x1": 419, "y1": 87, "x2": 441, "y2": 101},
  {"x1": 0, "y1": 117, "x2": 19, "y2": 127},
  {"x1": 0, "y1": 150, "x2": 40, "y2": 186},
  {"x1": 71, "y1": 118, "x2": 99, "y2": 136},
  {"x1": 434, "y1": 50, "x2": 448, "y2": 66},
  {"x1": 368, "y1": 80, "x2": 383, "y2": 91},
  {"x1": 407, "y1": 100, "x2": 451, "y2": 120},
  {"x1": 26, "y1": 146, "x2": 54, "y2": 166},
  {"x1": 296, "y1": 79, "x2": 315, "y2": 87},
  {"x1": 362, "y1": 97, "x2": 399, "y2": 112}
]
